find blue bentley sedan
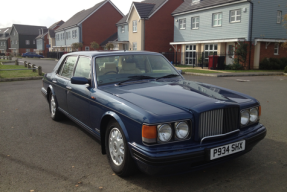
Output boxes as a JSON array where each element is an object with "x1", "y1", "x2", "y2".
[{"x1": 41, "y1": 51, "x2": 266, "y2": 176}]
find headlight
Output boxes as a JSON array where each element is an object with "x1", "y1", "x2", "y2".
[
  {"x1": 175, "y1": 122, "x2": 189, "y2": 139},
  {"x1": 241, "y1": 110, "x2": 250, "y2": 125},
  {"x1": 157, "y1": 124, "x2": 172, "y2": 143},
  {"x1": 250, "y1": 108, "x2": 259, "y2": 122}
]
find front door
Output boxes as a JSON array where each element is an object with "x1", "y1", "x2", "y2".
[
  {"x1": 185, "y1": 45, "x2": 196, "y2": 65},
  {"x1": 226, "y1": 43, "x2": 235, "y2": 65}
]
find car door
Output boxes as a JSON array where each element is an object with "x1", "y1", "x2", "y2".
[
  {"x1": 52, "y1": 55, "x2": 78, "y2": 112},
  {"x1": 67, "y1": 56, "x2": 92, "y2": 127}
]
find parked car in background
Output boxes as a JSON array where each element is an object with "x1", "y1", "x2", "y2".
[
  {"x1": 22, "y1": 52, "x2": 44, "y2": 58},
  {"x1": 41, "y1": 51, "x2": 266, "y2": 176}
]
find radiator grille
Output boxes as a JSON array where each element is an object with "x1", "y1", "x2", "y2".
[{"x1": 199, "y1": 107, "x2": 239, "y2": 139}]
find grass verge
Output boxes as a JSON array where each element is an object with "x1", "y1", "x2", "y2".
[
  {"x1": 224, "y1": 70, "x2": 284, "y2": 73},
  {"x1": 0, "y1": 65, "x2": 42, "y2": 79},
  {"x1": 182, "y1": 69, "x2": 222, "y2": 74}
]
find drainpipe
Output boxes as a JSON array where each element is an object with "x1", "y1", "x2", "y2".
[
  {"x1": 143, "y1": 19, "x2": 145, "y2": 50},
  {"x1": 248, "y1": 0, "x2": 254, "y2": 70}
]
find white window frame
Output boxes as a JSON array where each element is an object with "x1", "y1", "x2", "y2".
[
  {"x1": 132, "y1": 42, "x2": 137, "y2": 50},
  {"x1": 230, "y1": 9, "x2": 241, "y2": 23},
  {"x1": 25, "y1": 40, "x2": 30, "y2": 45},
  {"x1": 121, "y1": 25, "x2": 125, "y2": 33},
  {"x1": 274, "y1": 43, "x2": 279, "y2": 55},
  {"x1": 179, "y1": 19, "x2": 186, "y2": 29},
  {"x1": 191, "y1": 17, "x2": 199, "y2": 29},
  {"x1": 213, "y1": 13, "x2": 223, "y2": 27},
  {"x1": 132, "y1": 21, "x2": 137, "y2": 32},
  {"x1": 277, "y1": 11, "x2": 282, "y2": 24}
]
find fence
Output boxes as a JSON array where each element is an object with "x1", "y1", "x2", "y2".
[
  {"x1": 47, "y1": 52, "x2": 66, "y2": 59},
  {"x1": 161, "y1": 51, "x2": 255, "y2": 70}
]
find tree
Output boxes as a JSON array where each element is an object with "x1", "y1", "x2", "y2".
[
  {"x1": 71, "y1": 43, "x2": 79, "y2": 51},
  {"x1": 282, "y1": 14, "x2": 287, "y2": 50},
  {"x1": 78, "y1": 43, "x2": 83, "y2": 51},
  {"x1": 90, "y1": 41, "x2": 99, "y2": 50},
  {"x1": 105, "y1": 43, "x2": 114, "y2": 50}
]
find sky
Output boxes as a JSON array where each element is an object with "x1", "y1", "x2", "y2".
[{"x1": 0, "y1": 0, "x2": 141, "y2": 28}]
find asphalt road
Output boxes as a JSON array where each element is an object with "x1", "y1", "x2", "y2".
[
  {"x1": 17, "y1": 58, "x2": 58, "y2": 73},
  {"x1": 0, "y1": 75, "x2": 287, "y2": 192}
]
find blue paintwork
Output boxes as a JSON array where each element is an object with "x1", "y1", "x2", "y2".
[
  {"x1": 41, "y1": 51, "x2": 266, "y2": 175},
  {"x1": 22, "y1": 52, "x2": 44, "y2": 58}
]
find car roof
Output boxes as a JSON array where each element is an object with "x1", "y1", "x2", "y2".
[{"x1": 64, "y1": 51, "x2": 161, "y2": 57}]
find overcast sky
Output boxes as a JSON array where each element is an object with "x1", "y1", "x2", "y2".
[{"x1": 0, "y1": 0, "x2": 141, "y2": 28}]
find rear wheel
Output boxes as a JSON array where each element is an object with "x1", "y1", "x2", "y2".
[
  {"x1": 49, "y1": 92, "x2": 63, "y2": 121},
  {"x1": 105, "y1": 120, "x2": 136, "y2": 177}
]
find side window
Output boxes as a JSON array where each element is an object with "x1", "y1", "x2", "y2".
[
  {"x1": 59, "y1": 56, "x2": 78, "y2": 78},
  {"x1": 74, "y1": 57, "x2": 91, "y2": 79}
]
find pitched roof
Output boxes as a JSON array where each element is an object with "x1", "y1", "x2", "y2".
[
  {"x1": 49, "y1": 20, "x2": 65, "y2": 30},
  {"x1": 0, "y1": 27, "x2": 11, "y2": 40},
  {"x1": 100, "y1": 32, "x2": 118, "y2": 47},
  {"x1": 56, "y1": 0, "x2": 123, "y2": 32},
  {"x1": 12, "y1": 24, "x2": 47, "y2": 35},
  {"x1": 134, "y1": 2, "x2": 155, "y2": 18},
  {"x1": 35, "y1": 28, "x2": 49, "y2": 39},
  {"x1": 48, "y1": 29, "x2": 56, "y2": 38},
  {"x1": 172, "y1": 0, "x2": 240, "y2": 15},
  {"x1": 116, "y1": 15, "x2": 128, "y2": 25}
]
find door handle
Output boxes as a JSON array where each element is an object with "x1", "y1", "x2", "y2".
[
  {"x1": 52, "y1": 80, "x2": 57, "y2": 83},
  {"x1": 66, "y1": 86, "x2": 72, "y2": 90}
]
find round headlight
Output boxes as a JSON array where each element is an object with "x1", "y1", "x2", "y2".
[
  {"x1": 157, "y1": 124, "x2": 172, "y2": 143},
  {"x1": 175, "y1": 122, "x2": 189, "y2": 139},
  {"x1": 250, "y1": 108, "x2": 259, "y2": 122},
  {"x1": 241, "y1": 110, "x2": 250, "y2": 125}
]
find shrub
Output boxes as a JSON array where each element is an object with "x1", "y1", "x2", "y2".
[
  {"x1": 259, "y1": 57, "x2": 287, "y2": 70},
  {"x1": 284, "y1": 66, "x2": 287, "y2": 73},
  {"x1": 225, "y1": 63, "x2": 244, "y2": 70}
]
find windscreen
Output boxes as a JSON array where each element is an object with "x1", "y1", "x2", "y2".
[{"x1": 95, "y1": 54, "x2": 179, "y2": 85}]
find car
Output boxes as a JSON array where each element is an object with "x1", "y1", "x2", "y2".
[
  {"x1": 41, "y1": 51, "x2": 266, "y2": 176},
  {"x1": 22, "y1": 52, "x2": 44, "y2": 58}
]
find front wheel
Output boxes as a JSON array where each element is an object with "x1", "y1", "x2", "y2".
[
  {"x1": 105, "y1": 121, "x2": 136, "y2": 177},
  {"x1": 49, "y1": 93, "x2": 63, "y2": 121}
]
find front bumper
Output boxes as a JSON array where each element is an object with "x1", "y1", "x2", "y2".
[{"x1": 130, "y1": 125, "x2": 266, "y2": 175}]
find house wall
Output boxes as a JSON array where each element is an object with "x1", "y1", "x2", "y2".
[
  {"x1": 81, "y1": 2, "x2": 123, "y2": 50},
  {"x1": 252, "y1": 0, "x2": 287, "y2": 40},
  {"x1": 66, "y1": 27, "x2": 80, "y2": 46},
  {"x1": 128, "y1": 8, "x2": 143, "y2": 50},
  {"x1": 0, "y1": 40, "x2": 7, "y2": 52},
  {"x1": 173, "y1": 2, "x2": 251, "y2": 42},
  {"x1": 19, "y1": 35, "x2": 37, "y2": 49},
  {"x1": 117, "y1": 24, "x2": 129, "y2": 41},
  {"x1": 9, "y1": 27, "x2": 19, "y2": 50},
  {"x1": 145, "y1": 0, "x2": 184, "y2": 52}
]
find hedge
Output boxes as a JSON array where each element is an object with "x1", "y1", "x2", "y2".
[{"x1": 259, "y1": 57, "x2": 287, "y2": 70}]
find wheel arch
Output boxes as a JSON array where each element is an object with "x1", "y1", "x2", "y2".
[
  {"x1": 100, "y1": 111, "x2": 130, "y2": 155},
  {"x1": 47, "y1": 85, "x2": 58, "y2": 106}
]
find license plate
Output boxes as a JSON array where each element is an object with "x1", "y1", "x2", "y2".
[{"x1": 210, "y1": 140, "x2": 246, "y2": 160}]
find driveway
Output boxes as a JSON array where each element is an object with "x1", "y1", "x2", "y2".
[{"x1": 0, "y1": 76, "x2": 286, "y2": 191}]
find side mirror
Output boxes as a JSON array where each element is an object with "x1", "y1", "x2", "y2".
[{"x1": 71, "y1": 77, "x2": 91, "y2": 85}]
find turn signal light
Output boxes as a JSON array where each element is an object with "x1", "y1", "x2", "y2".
[{"x1": 142, "y1": 125, "x2": 157, "y2": 144}]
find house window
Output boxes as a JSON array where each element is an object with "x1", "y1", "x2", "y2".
[
  {"x1": 274, "y1": 43, "x2": 279, "y2": 55},
  {"x1": 121, "y1": 26, "x2": 125, "y2": 33},
  {"x1": 132, "y1": 21, "x2": 137, "y2": 32},
  {"x1": 68, "y1": 32, "x2": 71, "y2": 39},
  {"x1": 63, "y1": 33, "x2": 65, "y2": 39},
  {"x1": 72, "y1": 30, "x2": 77, "y2": 38},
  {"x1": 179, "y1": 19, "x2": 186, "y2": 29},
  {"x1": 85, "y1": 46, "x2": 90, "y2": 51},
  {"x1": 133, "y1": 42, "x2": 137, "y2": 50},
  {"x1": 230, "y1": 9, "x2": 241, "y2": 23},
  {"x1": 277, "y1": 11, "x2": 282, "y2": 23},
  {"x1": 204, "y1": 44, "x2": 218, "y2": 62},
  {"x1": 191, "y1": 17, "x2": 199, "y2": 29},
  {"x1": 26, "y1": 40, "x2": 30, "y2": 45},
  {"x1": 213, "y1": 13, "x2": 222, "y2": 27},
  {"x1": 14, "y1": 31, "x2": 16, "y2": 36}
]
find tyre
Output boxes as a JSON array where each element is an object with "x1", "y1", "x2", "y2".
[
  {"x1": 105, "y1": 120, "x2": 136, "y2": 177},
  {"x1": 49, "y1": 92, "x2": 63, "y2": 121}
]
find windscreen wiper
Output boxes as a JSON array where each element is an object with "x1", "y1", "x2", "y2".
[
  {"x1": 155, "y1": 74, "x2": 180, "y2": 81},
  {"x1": 117, "y1": 75, "x2": 155, "y2": 85}
]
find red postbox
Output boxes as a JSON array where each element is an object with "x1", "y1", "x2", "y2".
[{"x1": 208, "y1": 55, "x2": 219, "y2": 69}]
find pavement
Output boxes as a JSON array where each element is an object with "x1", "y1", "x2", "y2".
[
  {"x1": 17, "y1": 58, "x2": 58, "y2": 73},
  {"x1": 0, "y1": 76, "x2": 287, "y2": 191}
]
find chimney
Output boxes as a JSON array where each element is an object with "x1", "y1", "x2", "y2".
[
  {"x1": 39, "y1": 29, "x2": 41, "y2": 35},
  {"x1": 41, "y1": 28, "x2": 44, "y2": 35}
]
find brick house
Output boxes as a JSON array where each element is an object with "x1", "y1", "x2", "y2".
[
  {"x1": 0, "y1": 27, "x2": 11, "y2": 54},
  {"x1": 9, "y1": 24, "x2": 47, "y2": 56},
  {"x1": 36, "y1": 20, "x2": 65, "y2": 56},
  {"x1": 54, "y1": 0, "x2": 123, "y2": 52},
  {"x1": 114, "y1": 0, "x2": 184, "y2": 52},
  {"x1": 170, "y1": 0, "x2": 287, "y2": 68}
]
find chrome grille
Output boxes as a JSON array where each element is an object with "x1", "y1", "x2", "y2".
[{"x1": 199, "y1": 107, "x2": 240, "y2": 139}]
